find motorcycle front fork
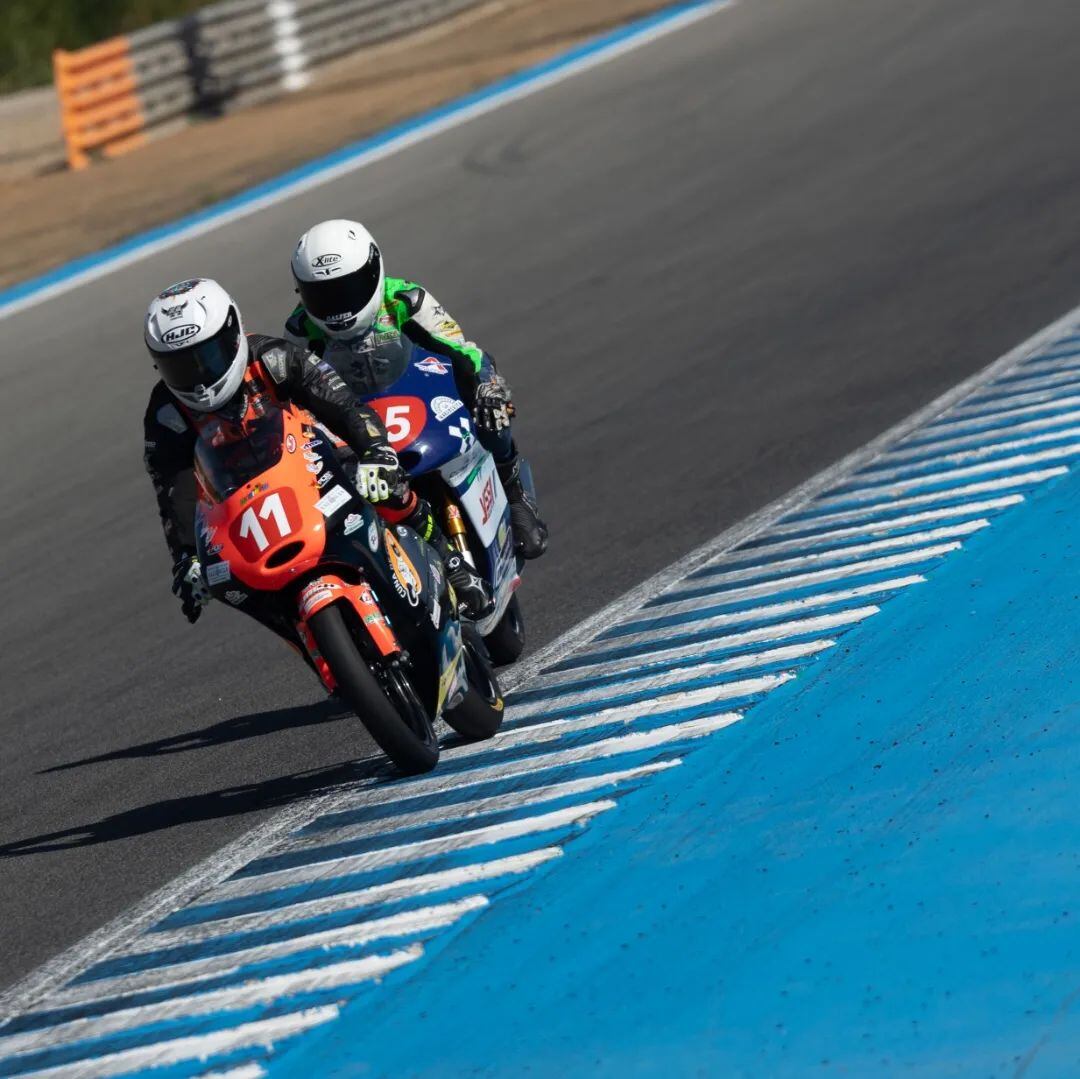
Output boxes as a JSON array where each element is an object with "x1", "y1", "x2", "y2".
[{"x1": 443, "y1": 498, "x2": 476, "y2": 566}]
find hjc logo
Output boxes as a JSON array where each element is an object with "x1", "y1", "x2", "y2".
[
  {"x1": 479, "y1": 475, "x2": 496, "y2": 525},
  {"x1": 162, "y1": 324, "x2": 199, "y2": 344}
]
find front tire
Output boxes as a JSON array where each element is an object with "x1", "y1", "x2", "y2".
[
  {"x1": 308, "y1": 603, "x2": 439, "y2": 774},
  {"x1": 483, "y1": 593, "x2": 526, "y2": 666},
  {"x1": 443, "y1": 629, "x2": 505, "y2": 740}
]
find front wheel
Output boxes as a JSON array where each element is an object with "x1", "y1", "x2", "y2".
[
  {"x1": 308, "y1": 603, "x2": 439, "y2": 774},
  {"x1": 444, "y1": 629, "x2": 505, "y2": 740},
  {"x1": 483, "y1": 593, "x2": 526, "y2": 666}
]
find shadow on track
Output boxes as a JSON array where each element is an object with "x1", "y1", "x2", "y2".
[
  {"x1": 0, "y1": 755, "x2": 396, "y2": 857},
  {"x1": 38, "y1": 700, "x2": 350, "y2": 774}
]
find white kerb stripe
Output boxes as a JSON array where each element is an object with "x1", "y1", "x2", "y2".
[
  {"x1": 509, "y1": 672, "x2": 793, "y2": 726},
  {"x1": 913, "y1": 393, "x2": 1080, "y2": 441},
  {"x1": 146, "y1": 850, "x2": 569, "y2": 950},
  {"x1": 769, "y1": 471, "x2": 1065, "y2": 536},
  {"x1": 13, "y1": 1005, "x2": 339, "y2": 1079},
  {"x1": 523, "y1": 640, "x2": 833, "y2": 702},
  {"x1": 645, "y1": 544, "x2": 958, "y2": 616},
  {"x1": 218, "y1": 764, "x2": 676, "y2": 870},
  {"x1": 816, "y1": 445, "x2": 1080, "y2": 507},
  {"x1": 595, "y1": 576, "x2": 923, "y2": 653},
  {"x1": 880, "y1": 411, "x2": 1080, "y2": 462},
  {"x1": 554, "y1": 607, "x2": 879, "y2": 678},
  {"x1": 52, "y1": 898, "x2": 487, "y2": 1008},
  {"x1": 0, "y1": 949, "x2": 421, "y2": 1060},
  {"x1": 207, "y1": 801, "x2": 617, "y2": 902}
]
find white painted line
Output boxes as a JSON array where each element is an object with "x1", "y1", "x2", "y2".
[
  {"x1": 14, "y1": 1005, "x2": 339, "y2": 1079},
  {"x1": 522, "y1": 640, "x2": 834, "y2": 704},
  {"x1": 822, "y1": 444, "x2": 1080, "y2": 504},
  {"x1": 268, "y1": 763, "x2": 675, "y2": 859},
  {"x1": 679, "y1": 523, "x2": 987, "y2": 588},
  {"x1": 197, "y1": 1065, "x2": 268, "y2": 1079},
  {"x1": 207, "y1": 802, "x2": 616, "y2": 903},
  {"x1": 771, "y1": 470, "x2": 1065, "y2": 536},
  {"x1": 913, "y1": 394, "x2": 1080, "y2": 442},
  {"x1": 147, "y1": 851, "x2": 567, "y2": 949},
  {"x1": 8, "y1": 299, "x2": 1078, "y2": 1025},
  {"x1": 968, "y1": 365, "x2": 1080, "y2": 398},
  {"x1": 597, "y1": 576, "x2": 924, "y2": 652},
  {"x1": 952, "y1": 379, "x2": 1080, "y2": 415},
  {"x1": 709, "y1": 503, "x2": 1018, "y2": 564},
  {"x1": 0, "y1": 949, "x2": 422, "y2": 1059},
  {"x1": 53, "y1": 898, "x2": 487, "y2": 1007},
  {"x1": 876, "y1": 419, "x2": 1080, "y2": 467},
  {"x1": 645, "y1": 544, "x2": 959, "y2": 616},
  {"x1": 514, "y1": 676, "x2": 791, "y2": 740},
  {"x1": 556, "y1": 608, "x2": 880, "y2": 679}
]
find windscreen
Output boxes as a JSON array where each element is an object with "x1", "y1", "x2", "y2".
[
  {"x1": 328, "y1": 333, "x2": 413, "y2": 396},
  {"x1": 194, "y1": 406, "x2": 285, "y2": 503}
]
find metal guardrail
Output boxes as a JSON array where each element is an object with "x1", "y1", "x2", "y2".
[{"x1": 52, "y1": 0, "x2": 482, "y2": 169}]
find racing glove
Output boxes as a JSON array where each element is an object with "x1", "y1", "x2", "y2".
[
  {"x1": 172, "y1": 555, "x2": 212, "y2": 624},
  {"x1": 474, "y1": 374, "x2": 515, "y2": 433},
  {"x1": 355, "y1": 446, "x2": 405, "y2": 505}
]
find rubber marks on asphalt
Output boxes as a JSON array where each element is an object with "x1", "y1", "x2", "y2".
[{"x1": 5, "y1": 328, "x2": 1080, "y2": 1074}]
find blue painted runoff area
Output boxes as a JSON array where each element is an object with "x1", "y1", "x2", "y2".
[{"x1": 274, "y1": 467, "x2": 1080, "y2": 1076}]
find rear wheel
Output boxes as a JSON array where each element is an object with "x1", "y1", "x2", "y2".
[
  {"x1": 483, "y1": 593, "x2": 526, "y2": 666},
  {"x1": 444, "y1": 629, "x2": 505, "y2": 740},
  {"x1": 308, "y1": 604, "x2": 439, "y2": 774}
]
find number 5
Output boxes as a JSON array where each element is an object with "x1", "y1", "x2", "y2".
[{"x1": 384, "y1": 404, "x2": 411, "y2": 443}]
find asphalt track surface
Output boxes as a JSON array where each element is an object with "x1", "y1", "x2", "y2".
[{"x1": 3, "y1": 0, "x2": 1080, "y2": 990}]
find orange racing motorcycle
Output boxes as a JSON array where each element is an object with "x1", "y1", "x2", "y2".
[{"x1": 191, "y1": 365, "x2": 504, "y2": 774}]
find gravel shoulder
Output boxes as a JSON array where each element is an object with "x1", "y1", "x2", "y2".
[{"x1": 0, "y1": 0, "x2": 669, "y2": 290}]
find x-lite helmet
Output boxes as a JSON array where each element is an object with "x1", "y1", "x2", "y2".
[
  {"x1": 291, "y1": 219, "x2": 385, "y2": 341},
  {"x1": 145, "y1": 278, "x2": 248, "y2": 412}
]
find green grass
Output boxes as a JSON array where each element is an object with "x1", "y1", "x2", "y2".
[{"x1": 0, "y1": 0, "x2": 215, "y2": 93}]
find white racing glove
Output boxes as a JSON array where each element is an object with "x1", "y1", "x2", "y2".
[
  {"x1": 172, "y1": 555, "x2": 212, "y2": 624},
  {"x1": 354, "y1": 447, "x2": 404, "y2": 505}
]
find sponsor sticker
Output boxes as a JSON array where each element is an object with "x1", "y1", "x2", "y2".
[
  {"x1": 161, "y1": 302, "x2": 187, "y2": 318},
  {"x1": 285, "y1": 433, "x2": 296, "y2": 454},
  {"x1": 384, "y1": 529, "x2": 422, "y2": 606},
  {"x1": 306, "y1": 460, "x2": 324, "y2": 475},
  {"x1": 316, "y1": 470, "x2": 333, "y2": 488},
  {"x1": 158, "y1": 280, "x2": 198, "y2": 299},
  {"x1": 368, "y1": 520, "x2": 380, "y2": 551},
  {"x1": 311, "y1": 253, "x2": 342, "y2": 269},
  {"x1": 343, "y1": 513, "x2": 364, "y2": 535},
  {"x1": 206, "y1": 561, "x2": 230, "y2": 585},
  {"x1": 315, "y1": 485, "x2": 351, "y2": 517},
  {"x1": 431, "y1": 395, "x2": 464, "y2": 422},
  {"x1": 162, "y1": 324, "x2": 199, "y2": 345},
  {"x1": 431, "y1": 601, "x2": 441, "y2": 630},
  {"x1": 299, "y1": 579, "x2": 335, "y2": 617},
  {"x1": 415, "y1": 356, "x2": 450, "y2": 376},
  {"x1": 448, "y1": 415, "x2": 473, "y2": 452},
  {"x1": 479, "y1": 474, "x2": 496, "y2": 525},
  {"x1": 224, "y1": 590, "x2": 247, "y2": 606}
]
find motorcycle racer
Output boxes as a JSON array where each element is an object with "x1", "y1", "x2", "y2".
[
  {"x1": 284, "y1": 219, "x2": 548, "y2": 560},
  {"x1": 142, "y1": 277, "x2": 493, "y2": 626}
]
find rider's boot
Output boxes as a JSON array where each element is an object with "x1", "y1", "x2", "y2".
[
  {"x1": 400, "y1": 497, "x2": 494, "y2": 621},
  {"x1": 497, "y1": 452, "x2": 548, "y2": 559}
]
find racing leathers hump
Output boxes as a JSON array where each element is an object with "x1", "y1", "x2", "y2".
[
  {"x1": 143, "y1": 334, "x2": 394, "y2": 565},
  {"x1": 285, "y1": 277, "x2": 490, "y2": 405}
]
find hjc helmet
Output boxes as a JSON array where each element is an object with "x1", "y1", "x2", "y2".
[
  {"x1": 291, "y1": 219, "x2": 385, "y2": 340},
  {"x1": 145, "y1": 278, "x2": 248, "y2": 412}
]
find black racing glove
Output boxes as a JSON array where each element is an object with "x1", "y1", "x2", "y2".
[
  {"x1": 474, "y1": 374, "x2": 515, "y2": 433},
  {"x1": 172, "y1": 554, "x2": 211, "y2": 624}
]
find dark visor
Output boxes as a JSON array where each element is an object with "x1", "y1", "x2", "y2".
[
  {"x1": 297, "y1": 245, "x2": 382, "y2": 323},
  {"x1": 151, "y1": 308, "x2": 241, "y2": 393}
]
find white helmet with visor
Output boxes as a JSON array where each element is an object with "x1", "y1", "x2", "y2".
[
  {"x1": 145, "y1": 278, "x2": 248, "y2": 412},
  {"x1": 291, "y1": 219, "x2": 385, "y2": 340}
]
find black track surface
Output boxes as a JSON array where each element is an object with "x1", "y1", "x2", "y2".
[{"x1": 3, "y1": 0, "x2": 1080, "y2": 987}]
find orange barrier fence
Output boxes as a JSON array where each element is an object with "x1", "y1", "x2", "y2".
[{"x1": 53, "y1": 38, "x2": 146, "y2": 170}]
